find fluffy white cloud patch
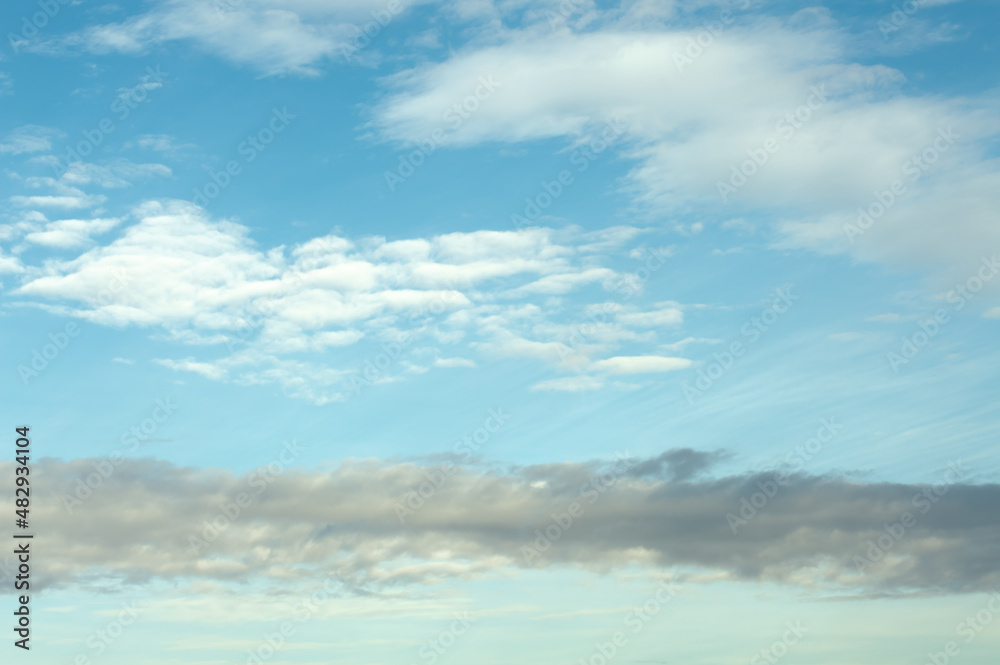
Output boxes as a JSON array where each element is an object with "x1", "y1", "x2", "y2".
[{"x1": 11, "y1": 200, "x2": 691, "y2": 402}]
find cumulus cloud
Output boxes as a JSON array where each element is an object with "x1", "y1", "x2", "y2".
[
  {"x1": 15, "y1": 454, "x2": 998, "y2": 596},
  {"x1": 3, "y1": 160, "x2": 170, "y2": 244},
  {"x1": 10, "y1": 200, "x2": 691, "y2": 402},
  {"x1": 0, "y1": 249, "x2": 24, "y2": 274}
]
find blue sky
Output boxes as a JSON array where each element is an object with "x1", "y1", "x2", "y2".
[{"x1": 1, "y1": 0, "x2": 999, "y2": 663}]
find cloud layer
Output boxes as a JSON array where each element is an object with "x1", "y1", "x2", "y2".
[{"x1": 15, "y1": 453, "x2": 998, "y2": 596}]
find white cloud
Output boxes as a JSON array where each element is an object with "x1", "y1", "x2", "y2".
[
  {"x1": 10, "y1": 193, "x2": 106, "y2": 209},
  {"x1": 531, "y1": 375, "x2": 603, "y2": 391},
  {"x1": 154, "y1": 357, "x2": 228, "y2": 380},
  {"x1": 3, "y1": 160, "x2": 165, "y2": 244},
  {"x1": 315, "y1": 329, "x2": 365, "y2": 347},
  {"x1": 24, "y1": 217, "x2": 122, "y2": 248},
  {"x1": 0, "y1": 249, "x2": 24, "y2": 274},
  {"x1": 659, "y1": 336, "x2": 721, "y2": 352},
  {"x1": 615, "y1": 307, "x2": 683, "y2": 327},
  {"x1": 471, "y1": 329, "x2": 594, "y2": 370},
  {"x1": 60, "y1": 160, "x2": 172, "y2": 188},
  {"x1": 511, "y1": 268, "x2": 616, "y2": 295},
  {"x1": 13, "y1": 200, "x2": 691, "y2": 402},
  {"x1": 44, "y1": 0, "x2": 434, "y2": 76},
  {"x1": 126, "y1": 133, "x2": 197, "y2": 154},
  {"x1": 0, "y1": 125, "x2": 61, "y2": 154},
  {"x1": 434, "y1": 357, "x2": 476, "y2": 368},
  {"x1": 372, "y1": 18, "x2": 1000, "y2": 281},
  {"x1": 590, "y1": 355, "x2": 691, "y2": 374}
]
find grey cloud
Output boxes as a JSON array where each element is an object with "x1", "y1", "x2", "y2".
[
  {"x1": 13, "y1": 454, "x2": 999, "y2": 597},
  {"x1": 627, "y1": 448, "x2": 729, "y2": 481}
]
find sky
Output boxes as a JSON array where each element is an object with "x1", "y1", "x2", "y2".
[{"x1": 1, "y1": 0, "x2": 999, "y2": 663}]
